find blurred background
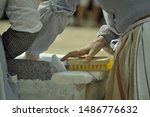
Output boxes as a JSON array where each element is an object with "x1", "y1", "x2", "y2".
[{"x1": 0, "y1": 0, "x2": 111, "y2": 57}]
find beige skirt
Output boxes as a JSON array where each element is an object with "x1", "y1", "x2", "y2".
[{"x1": 105, "y1": 21, "x2": 150, "y2": 100}]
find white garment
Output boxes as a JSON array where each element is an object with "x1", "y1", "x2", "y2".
[
  {"x1": 1, "y1": 0, "x2": 42, "y2": 33},
  {"x1": 27, "y1": 0, "x2": 80, "y2": 55},
  {"x1": 134, "y1": 22, "x2": 150, "y2": 99}
]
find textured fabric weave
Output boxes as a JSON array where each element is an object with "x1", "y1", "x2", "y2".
[
  {"x1": 105, "y1": 21, "x2": 150, "y2": 100},
  {"x1": 2, "y1": 28, "x2": 38, "y2": 59}
]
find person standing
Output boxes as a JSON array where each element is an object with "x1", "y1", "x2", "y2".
[
  {"x1": 0, "y1": 0, "x2": 42, "y2": 99},
  {"x1": 61, "y1": 0, "x2": 150, "y2": 100}
]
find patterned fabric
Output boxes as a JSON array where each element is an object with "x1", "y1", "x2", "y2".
[
  {"x1": 7, "y1": 59, "x2": 55, "y2": 80},
  {"x1": 105, "y1": 21, "x2": 150, "y2": 100},
  {"x1": 2, "y1": 28, "x2": 38, "y2": 59}
]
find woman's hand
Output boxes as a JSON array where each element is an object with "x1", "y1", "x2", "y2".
[{"x1": 61, "y1": 36, "x2": 106, "y2": 62}]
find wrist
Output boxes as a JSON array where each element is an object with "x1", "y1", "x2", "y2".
[{"x1": 96, "y1": 36, "x2": 106, "y2": 47}]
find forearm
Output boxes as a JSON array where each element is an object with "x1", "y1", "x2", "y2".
[{"x1": 83, "y1": 36, "x2": 105, "y2": 50}]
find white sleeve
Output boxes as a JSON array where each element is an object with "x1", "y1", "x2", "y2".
[
  {"x1": 27, "y1": 0, "x2": 80, "y2": 55},
  {"x1": 97, "y1": 10, "x2": 120, "y2": 47},
  {"x1": 6, "y1": 0, "x2": 42, "y2": 33}
]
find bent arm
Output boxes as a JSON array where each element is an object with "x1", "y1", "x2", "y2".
[
  {"x1": 2, "y1": 0, "x2": 42, "y2": 59},
  {"x1": 27, "y1": 0, "x2": 80, "y2": 55},
  {"x1": 97, "y1": 10, "x2": 120, "y2": 48}
]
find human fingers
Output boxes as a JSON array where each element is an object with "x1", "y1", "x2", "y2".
[
  {"x1": 86, "y1": 45, "x2": 102, "y2": 62},
  {"x1": 85, "y1": 38, "x2": 106, "y2": 62},
  {"x1": 61, "y1": 50, "x2": 83, "y2": 61},
  {"x1": 61, "y1": 47, "x2": 91, "y2": 61}
]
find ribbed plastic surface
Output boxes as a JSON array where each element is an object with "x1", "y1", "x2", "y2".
[{"x1": 66, "y1": 56, "x2": 113, "y2": 71}]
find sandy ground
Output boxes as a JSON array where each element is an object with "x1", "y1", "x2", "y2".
[{"x1": 0, "y1": 20, "x2": 112, "y2": 57}]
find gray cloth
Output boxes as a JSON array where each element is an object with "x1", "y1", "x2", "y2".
[
  {"x1": 134, "y1": 21, "x2": 150, "y2": 99},
  {"x1": 0, "y1": 0, "x2": 7, "y2": 18},
  {"x1": 97, "y1": 0, "x2": 150, "y2": 46},
  {"x1": 27, "y1": 0, "x2": 80, "y2": 56},
  {"x1": 0, "y1": 38, "x2": 18, "y2": 100},
  {"x1": 97, "y1": 25, "x2": 119, "y2": 47},
  {"x1": 98, "y1": 0, "x2": 150, "y2": 33}
]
